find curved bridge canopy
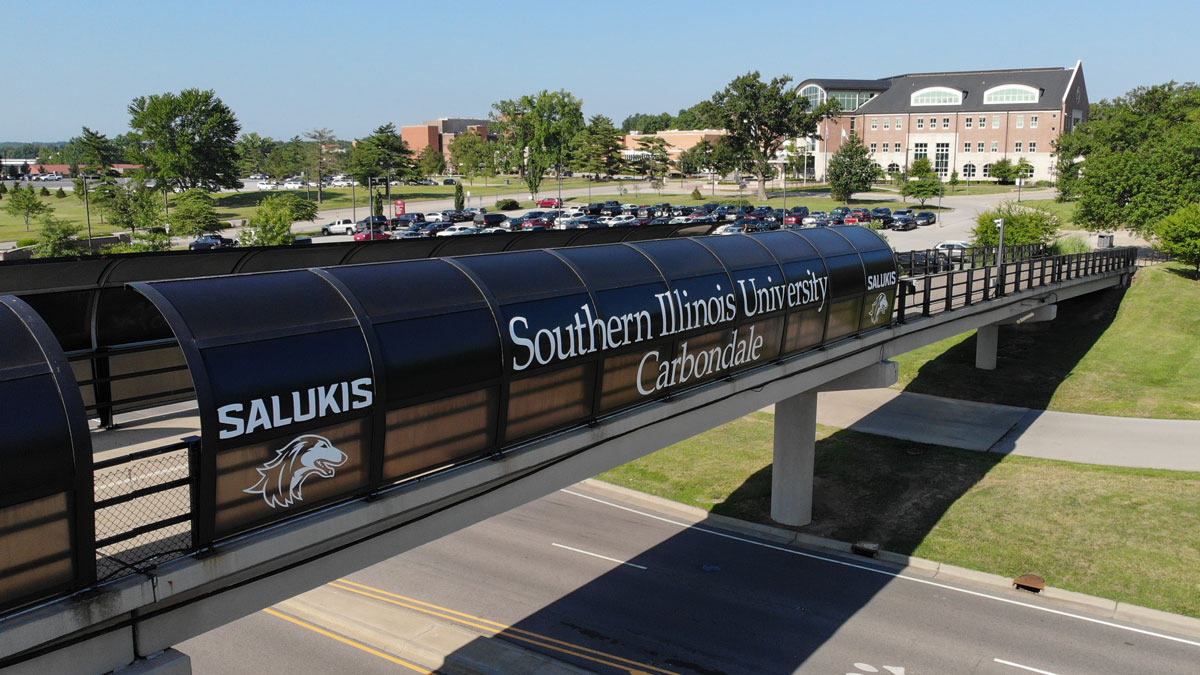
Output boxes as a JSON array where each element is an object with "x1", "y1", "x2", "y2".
[{"x1": 131, "y1": 227, "x2": 896, "y2": 543}]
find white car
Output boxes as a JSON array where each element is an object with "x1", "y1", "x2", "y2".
[
  {"x1": 321, "y1": 218, "x2": 356, "y2": 236},
  {"x1": 257, "y1": 181, "x2": 279, "y2": 190},
  {"x1": 478, "y1": 227, "x2": 508, "y2": 234},
  {"x1": 282, "y1": 178, "x2": 304, "y2": 189},
  {"x1": 934, "y1": 240, "x2": 972, "y2": 261},
  {"x1": 437, "y1": 224, "x2": 478, "y2": 237},
  {"x1": 608, "y1": 215, "x2": 637, "y2": 226},
  {"x1": 330, "y1": 178, "x2": 358, "y2": 187},
  {"x1": 425, "y1": 212, "x2": 444, "y2": 222},
  {"x1": 669, "y1": 216, "x2": 692, "y2": 224}
]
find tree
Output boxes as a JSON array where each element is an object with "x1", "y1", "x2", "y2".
[
  {"x1": 569, "y1": 114, "x2": 624, "y2": 179},
  {"x1": 304, "y1": 128, "x2": 339, "y2": 203},
  {"x1": 909, "y1": 156, "x2": 935, "y2": 179},
  {"x1": 169, "y1": 189, "x2": 222, "y2": 237},
  {"x1": 635, "y1": 136, "x2": 670, "y2": 181},
  {"x1": 236, "y1": 133, "x2": 277, "y2": 176},
  {"x1": 971, "y1": 202, "x2": 1061, "y2": 247},
  {"x1": 676, "y1": 139, "x2": 712, "y2": 176},
  {"x1": 620, "y1": 112, "x2": 673, "y2": 134},
  {"x1": 826, "y1": 132, "x2": 875, "y2": 202},
  {"x1": 104, "y1": 229, "x2": 172, "y2": 253},
  {"x1": 239, "y1": 193, "x2": 317, "y2": 246},
  {"x1": 78, "y1": 127, "x2": 119, "y2": 174},
  {"x1": 949, "y1": 170, "x2": 960, "y2": 189},
  {"x1": 492, "y1": 90, "x2": 584, "y2": 180},
  {"x1": 709, "y1": 71, "x2": 834, "y2": 200},
  {"x1": 346, "y1": 123, "x2": 415, "y2": 186},
  {"x1": 1155, "y1": 202, "x2": 1200, "y2": 278},
  {"x1": 39, "y1": 186, "x2": 50, "y2": 197},
  {"x1": 127, "y1": 88, "x2": 242, "y2": 191},
  {"x1": 264, "y1": 137, "x2": 304, "y2": 182},
  {"x1": 902, "y1": 177, "x2": 944, "y2": 206},
  {"x1": 990, "y1": 158, "x2": 1019, "y2": 184},
  {"x1": 55, "y1": 187, "x2": 66, "y2": 198},
  {"x1": 691, "y1": 187, "x2": 703, "y2": 200},
  {"x1": 524, "y1": 156, "x2": 547, "y2": 199},
  {"x1": 454, "y1": 182, "x2": 465, "y2": 210},
  {"x1": 449, "y1": 130, "x2": 490, "y2": 184},
  {"x1": 32, "y1": 215, "x2": 85, "y2": 258},
  {"x1": 105, "y1": 182, "x2": 165, "y2": 235},
  {"x1": 417, "y1": 145, "x2": 446, "y2": 179},
  {"x1": 3, "y1": 185, "x2": 50, "y2": 231},
  {"x1": 671, "y1": 101, "x2": 722, "y2": 130}
]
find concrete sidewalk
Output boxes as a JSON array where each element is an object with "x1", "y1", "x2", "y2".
[{"x1": 773, "y1": 389, "x2": 1200, "y2": 472}]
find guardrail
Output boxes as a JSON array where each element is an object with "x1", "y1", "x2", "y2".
[{"x1": 894, "y1": 243, "x2": 1047, "y2": 277}]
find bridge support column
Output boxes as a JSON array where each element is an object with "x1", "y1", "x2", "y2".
[
  {"x1": 771, "y1": 361, "x2": 899, "y2": 526},
  {"x1": 975, "y1": 304, "x2": 1057, "y2": 371}
]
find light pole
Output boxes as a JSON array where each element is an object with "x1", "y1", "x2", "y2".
[
  {"x1": 351, "y1": 182, "x2": 357, "y2": 222},
  {"x1": 82, "y1": 176, "x2": 94, "y2": 251}
]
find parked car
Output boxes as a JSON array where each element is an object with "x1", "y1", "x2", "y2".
[
  {"x1": 425, "y1": 212, "x2": 445, "y2": 222},
  {"x1": 437, "y1": 224, "x2": 478, "y2": 236},
  {"x1": 330, "y1": 178, "x2": 358, "y2": 187},
  {"x1": 892, "y1": 216, "x2": 918, "y2": 231},
  {"x1": 442, "y1": 178, "x2": 458, "y2": 185},
  {"x1": 356, "y1": 215, "x2": 389, "y2": 231},
  {"x1": 473, "y1": 213, "x2": 509, "y2": 228},
  {"x1": 419, "y1": 222, "x2": 452, "y2": 237},
  {"x1": 537, "y1": 197, "x2": 563, "y2": 208},
  {"x1": 934, "y1": 240, "x2": 971, "y2": 261},
  {"x1": 283, "y1": 178, "x2": 305, "y2": 189},
  {"x1": 322, "y1": 218, "x2": 356, "y2": 236},
  {"x1": 390, "y1": 213, "x2": 426, "y2": 230},
  {"x1": 353, "y1": 229, "x2": 390, "y2": 241},
  {"x1": 257, "y1": 181, "x2": 279, "y2": 190},
  {"x1": 802, "y1": 211, "x2": 828, "y2": 225},
  {"x1": 188, "y1": 235, "x2": 237, "y2": 250},
  {"x1": 397, "y1": 224, "x2": 427, "y2": 239},
  {"x1": 915, "y1": 211, "x2": 937, "y2": 226},
  {"x1": 893, "y1": 209, "x2": 915, "y2": 220},
  {"x1": 871, "y1": 207, "x2": 892, "y2": 218},
  {"x1": 896, "y1": 250, "x2": 951, "y2": 274},
  {"x1": 608, "y1": 214, "x2": 637, "y2": 227},
  {"x1": 478, "y1": 227, "x2": 509, "y2": 234}
]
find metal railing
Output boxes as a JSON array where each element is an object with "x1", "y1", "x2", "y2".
[{"x1": 894, "y1": 243, "x2": 1047, "y2": 277}]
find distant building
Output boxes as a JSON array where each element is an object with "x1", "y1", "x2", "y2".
[
  {"x1": 401, "y1": 118, "x2": 491, "y2": 165},
  {"x1": 22, "y1": 163, "x2": 141, "y2": 176},
  {"x1": 797, "y1": 61, "x2": 1088, "y2": 182},
  {"x1": 621, "y1": 129, "x2": 726, "y2": 162}
]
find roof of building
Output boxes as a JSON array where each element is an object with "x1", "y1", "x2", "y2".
[
  {"x1": 798, "y1": 78, "x2": 892, "y2": 91},
  {"x1": 852, "y1": 66, "x2": 1077, "y2": 115}
]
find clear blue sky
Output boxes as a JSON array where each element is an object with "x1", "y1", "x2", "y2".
[{"x1": 3, "y1": 0, "x2": 1196, "y2": 142}]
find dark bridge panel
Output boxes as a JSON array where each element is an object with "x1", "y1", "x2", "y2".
[
  {"x1": 0, "y1": 296, "x2": 93, "y2": 612},
  {"x1": 131, "y1": 227, "x2": 896, "y2": 544}
]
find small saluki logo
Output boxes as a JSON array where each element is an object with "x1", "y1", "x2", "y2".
[
  {"x1": 244, "y1": 434, "x2": 348, "y2": 508},
  {"x1": 867, "y1": 292, "x2": 890, "y2": 324}
]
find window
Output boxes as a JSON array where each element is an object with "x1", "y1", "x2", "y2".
[
  {"x1": 871, "y1": 118, "x2": 878, "y2": 130},
  {"x1": 991, "y1": 141, "x2": 999, "y2": 152},
  {"x1": 963, "y1": 163, "x2": 977, "y2": 178},
  {"x1": 869, "y1": 143, "x2": 877, "y2": 153},
  {"x1": 965, "y1": 117, "x2": 973, "y2": 129},
  {"x1": 1016, "y1": 116, "x2": 1024, "y2": 129},
  {"x1": 894, "y1": 142, "x2": 902, "y2": 152},
  {"x1": 978, "y1": 116, "x2": 986, "y2": 127},
  {"x1": 895, "y1": 118, "x2": 902, "y2": 130},
  {"x1": 800, "y1": 85, "x2": 826, "y2": 109},
  {"x1": 977, "y1": 142, "x2": 984, "y2": 153},
  {"x1": 935, "y1": 142, "x2": 950, "y2": 176},
  {"x1": 910, "y1": 86, "x2": 963, "y2": 106},
  {"x1": 992, "y1": 116, "x2": 1001, "y2": 129},
  {"x1": 914, "y1": 142, "x2": 928, "y2": 160},
  {"x1": 982, "y1": 163, "x2": 992, "y2": 178},
  {"x1": 983, "y1": 84, "x2": 1039, "y2": 104},
  {"x1": 1019, "y1": 163, "x2": 1034, "y2": 178},
  {"x1": 887, "y1": 163, "x2": 900, "y2": 174},
  {"x1": 963, "y1": 142, "x2": 971, "y2": 152},
  {"x1": 942, "y1": 117, "x2": 950, "y2": 129},
  {"x1": 1029, "y1": 141, "x2": 1036, "y2": 153},
  {"x1": 850, "y1": 118, "x2": 856, "y2": 132},
  {"x1": 1014, "y1": 142, "x2": 1022, "y2": 153},
  {"x1": 916, "y1": 118, "x2": 924, "y2": 130},
  {"x1": 1031, "y1": 115, "x2": 1038, "y2": 129},
  {"x1": 832, "y1": 91, "x2": 863, "y2": 111},
  {"x1": 883, "y1": 119, "x2": 890, "y2": 130}
]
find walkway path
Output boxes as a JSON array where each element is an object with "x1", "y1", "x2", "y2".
[{"x1": 765, "y1": 389, "x2": 1200, "y2": 472}]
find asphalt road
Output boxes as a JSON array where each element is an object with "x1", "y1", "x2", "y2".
[{"x1": 179, "y1": 483, "x2": 1199, "y2": 674}]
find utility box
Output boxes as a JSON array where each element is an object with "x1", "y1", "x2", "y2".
[{"x1": 1098, "y1": 233, "x2": 1114, "y2": 248}]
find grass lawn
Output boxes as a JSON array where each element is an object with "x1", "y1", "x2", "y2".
[
  {"x1": 1022, "y1": 198, "x2": 1082, "y2": 229},
  {"x1": 600, "y1": 413, "x2": 1200, "y2": 618},
  {"x1": 0, "y1": 192, "x2": 126, "y2": 243},
  {"x1": 892, "y1": 263, "x2": 1200, "y2": 419}
]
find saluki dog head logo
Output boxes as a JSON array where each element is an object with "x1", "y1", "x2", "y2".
[
  {"x1": 867, "y1": 292, "x2": 890, "y2": 324},
  {"x1": 244, "y1": 434, "x2": 348, "y2": 508}
]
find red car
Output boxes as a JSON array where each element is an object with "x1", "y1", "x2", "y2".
[
  {"x1": 537, "y1": 197, "x2": 563, "y2": 208},
  {"x1": 353, "y1": 229, "x2": 391, "y2": 241}
]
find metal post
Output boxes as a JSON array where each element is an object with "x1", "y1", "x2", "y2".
[
  {"x1": 352, "y1": 183, "x2": 357, "y2": 221},
  {"x1": 995, "y1": 218, "x2": 1006, "y2": 295},
  {"x1": 83, "y1": 177, "x2": 94, "y2": 251}
]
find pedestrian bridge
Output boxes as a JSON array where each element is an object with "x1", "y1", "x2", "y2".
[{"x1": 0, "y1": 228, "x2": 1136, "y2": 674}]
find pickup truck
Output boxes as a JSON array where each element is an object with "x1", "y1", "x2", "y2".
[{"x1": 321, "y1": 218, "x2": 356, "y2": 236}]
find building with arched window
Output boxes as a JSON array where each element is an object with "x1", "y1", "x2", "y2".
[{"x1": 795, "y1": 62, "x2": 1088, "y2": 184}]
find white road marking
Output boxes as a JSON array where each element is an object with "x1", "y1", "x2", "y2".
[
  {"x1": 994, "y1": 657, "x2": 1059, "y2": 674},
  {"x1": 882, "y1": 667, "x2": 905, "y2": 674},
  {"x1": 96, "y1": 465, "x2": 186, "y2": 491},
  {"x1": 551, "y1": 543, "x2": 647, "y2": 570},
  {"x1": 561, "y1": 489, "x2": 1200, "y2": 649},
  {"x1": 853, "y1": 664, "x2": 878, "y2": 672}
]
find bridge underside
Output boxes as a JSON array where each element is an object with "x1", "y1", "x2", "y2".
[{"x1": 0, "y1": 267, "x2": 1130, "y2": 674}]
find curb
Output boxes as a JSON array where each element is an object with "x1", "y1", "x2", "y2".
[{"x1": 576, "y1": 479, "x2": 1200, "y2": 641}]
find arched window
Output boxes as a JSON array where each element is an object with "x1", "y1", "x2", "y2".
[
  {"x1": 962, "y1": 163, "x2": 976, "y2": 179},
  {"x1": 1018, "y1": 163, "x2": 1034, "y2": 178},
  {"x1": 887, "y1": 163, "x2": 900, "y2": 174},
  {"x1": 910, "y1": 87, "x2": 963, "y2": 106},
  {"x1": 983, "y1": 84, "x2": 1039, "y2": 104},
  {"x1": 800, "y1": 85, "x2": 826, "y2": 109},
  {"x1": 982, "y1": 163, "x2": 992, "y2": 178}
]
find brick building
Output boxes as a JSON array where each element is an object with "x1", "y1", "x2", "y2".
[
  {"x1": 621, "y1": 129, "x2": 727, "y2": 162},
  {"x1": 401, "y1": 118, "x2": 491, "y2": 165},
  {"x1": 797, "y1": 61, "x2": 1088, "y2": 183}
]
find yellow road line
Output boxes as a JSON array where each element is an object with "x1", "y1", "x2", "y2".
[
  {"x1": 262, "y1": 607, "x2": 434, "y2": 674},
  {"x1": 332, "y1": 579, "x2": 676, "y2": 675}
]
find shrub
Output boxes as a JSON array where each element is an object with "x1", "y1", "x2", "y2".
[
  {"x1": 1049, "y1": 234, "x2": 1091, "y2": 255},
  {"x1": 16, "y1": 238, "x2": 38, "y2": 247},
  {"x1": 496, "y1": 198, "x2": 520, "y2": 211},
  {"x1": 39, "y1": 186, "x2": 51, "y2": 196},
  {"x1": 0, "y1": 183, "x2": 8, "y2": 196},
  {"x1": 690, "y1": 187, "x2": 703, "y2": 201},
  {"x1": 972, "y1": 202, "x2": 1061, "y2": 247},
  {"x1": 55, "y1": 187, "x2": 66, "y2": 198}
]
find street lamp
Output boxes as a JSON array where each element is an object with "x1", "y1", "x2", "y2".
[{"x1": 82, "y1": 176, "x2": 95, "y2": 251}]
